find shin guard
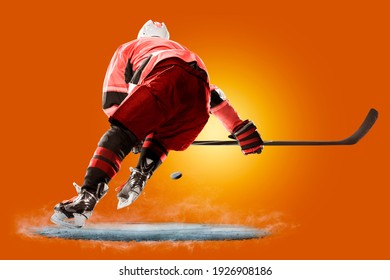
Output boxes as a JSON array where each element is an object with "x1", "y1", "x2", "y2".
[
  {"x1": 137, "y1": 135, "x2": 169, "y2": 176},
  {"x1": 83, "y1": 124, "x2": 139, "y2": 191}
]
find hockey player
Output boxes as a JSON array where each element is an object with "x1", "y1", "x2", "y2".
[{"x1": 51, "y1": 20, "x2": 264, "y2": 228}]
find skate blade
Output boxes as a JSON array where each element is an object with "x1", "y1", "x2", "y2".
[
  {"x1": 117, "y1": 191, "x2": 140, "y2": 209},
  {"x1": 50, "y1": 212, "x2": 86, "y2": 228},
  {"x1": 117, "y1": 198, "x2": 132, "y2": 209}
]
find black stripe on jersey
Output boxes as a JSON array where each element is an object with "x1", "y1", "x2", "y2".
[
  {"x1": 102, "y1": 91, "x2": 128, "y2": 109},
  {"x1": 130, "y1": 55, "x2": 152, "y2": 84},
  {"x1": 124, "y1": 60, "x2": 134, "y2": 83}
]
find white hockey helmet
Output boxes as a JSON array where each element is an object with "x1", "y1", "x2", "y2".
[{"x1": 137, "y1": 20, "x2": 170, "y2": 39}]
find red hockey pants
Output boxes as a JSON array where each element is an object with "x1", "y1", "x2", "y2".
[{"x1": 109, "y1": 58, "x2": 210, "y2": 151}]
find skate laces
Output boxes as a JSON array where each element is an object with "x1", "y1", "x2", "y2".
[
  {"x1": 61, "y1": 189, "x2": 98, "y2": 205},
  {"x1": 115, "y1": 167, "x2": 147, "y2": 192}
]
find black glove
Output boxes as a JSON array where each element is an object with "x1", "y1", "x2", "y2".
[{"x1": 232, "y1": 120, "x2": 263, "y2": 155}]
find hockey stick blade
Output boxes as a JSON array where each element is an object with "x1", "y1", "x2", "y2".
[{"x1": 192, "y1": 108, "x2": 378, "y2": 146}]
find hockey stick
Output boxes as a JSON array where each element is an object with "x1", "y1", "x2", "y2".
[{"x1": 192, "y1": 108, "x2": 378, "y2": 146}]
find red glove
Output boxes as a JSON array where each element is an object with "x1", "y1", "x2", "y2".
[{"x1": 232, "y1": 120, "x2": 263, "y2": 155}]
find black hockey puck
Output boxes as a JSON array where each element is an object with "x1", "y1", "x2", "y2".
[{"x1": 170, "y1": 171, "x2": 182, "y2": 180}]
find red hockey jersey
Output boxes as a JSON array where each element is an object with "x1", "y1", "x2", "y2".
[
  {"x1": 103, "y1": 37, "x2": 208, "y2": 95},
  {"x1": 103, "y1": 37, "x2": 242, "y2": 133}
]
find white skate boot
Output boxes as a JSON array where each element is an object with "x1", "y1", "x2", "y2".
[
  {"x1": 51, "y1": 182, "x2": 108, "y2": 228},
  {"x1": 116, "y1": 167, "x2": 149, "y2": 209}
]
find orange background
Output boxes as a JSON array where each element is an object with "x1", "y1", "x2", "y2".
[{"x1": 1, "y1": 0, "x2": 389, "y2": 259}]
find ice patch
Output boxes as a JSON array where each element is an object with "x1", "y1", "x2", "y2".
[{"x1": 31, "y1": 222, "x2": 269, "y2": 242}]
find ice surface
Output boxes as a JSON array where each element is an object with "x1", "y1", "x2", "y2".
[{"x1": 32, "y1": 222, "x2": 268, "y2": 242}]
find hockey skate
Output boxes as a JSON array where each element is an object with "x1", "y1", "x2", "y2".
[
  {"x1": 116, "y1": 167, "x2": 149, "y2": 209},
  {"x1": 51, "y1": 182, "x2": 108, "y2": 228}
]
